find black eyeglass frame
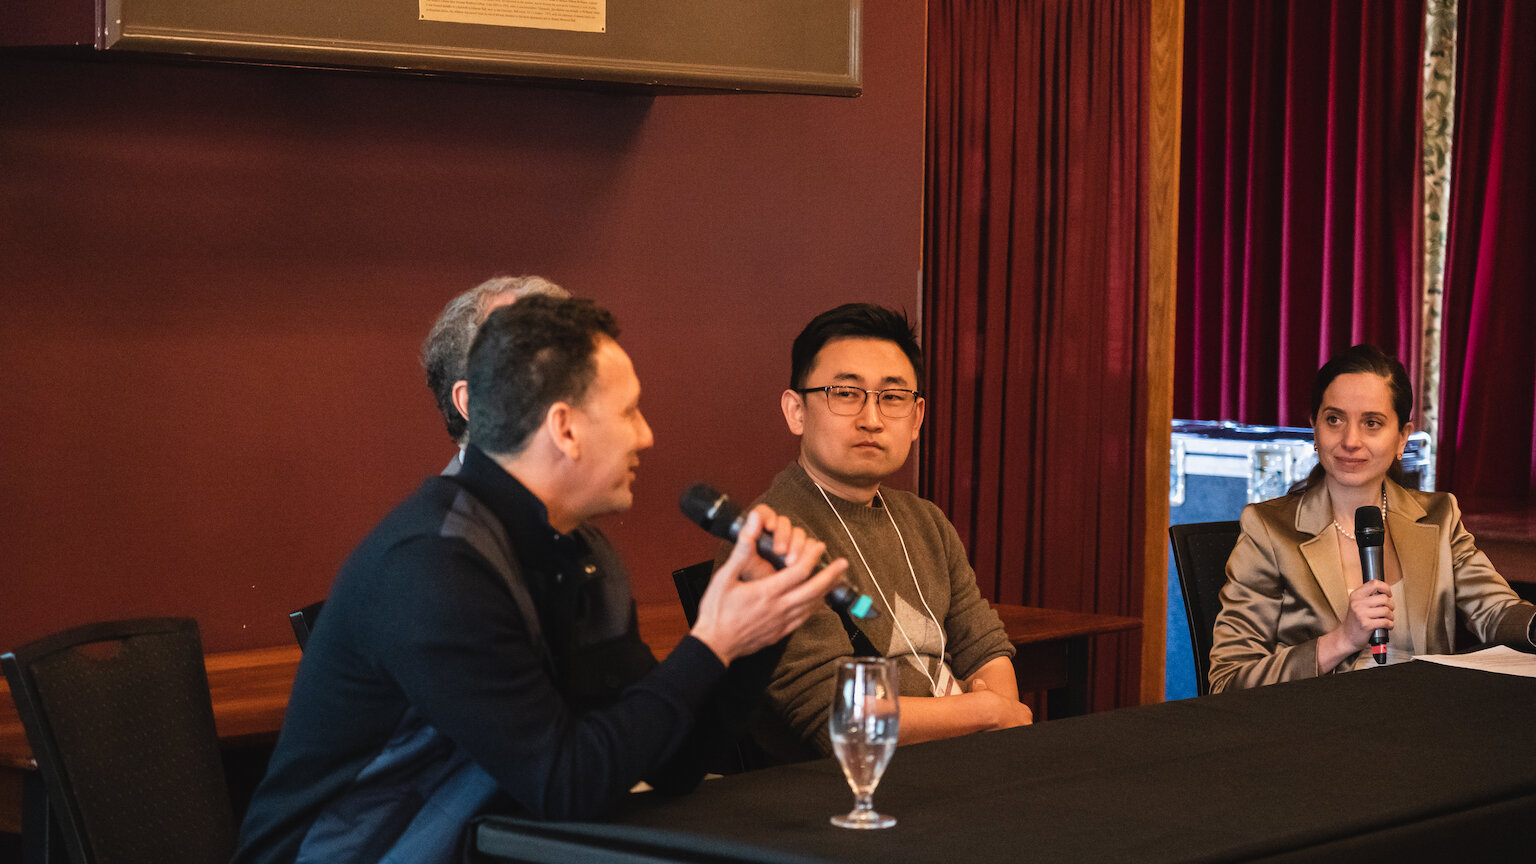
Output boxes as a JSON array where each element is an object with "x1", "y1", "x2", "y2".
[{"x1": 795, "y1": 385, "x2": 923, "y2": 418}]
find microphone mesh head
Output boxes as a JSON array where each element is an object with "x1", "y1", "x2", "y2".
[
  {"x1": 679, "y1": 483, "x2": 739, "y2": 536},
  {"x1": 1354, "y1": 505, "x2": 1385, "y2": 547}
]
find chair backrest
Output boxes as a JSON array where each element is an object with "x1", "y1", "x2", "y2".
[
  {"x1": 670, "y1": 561, "x2": 713, "y2": 628},
  {"x1": 1, "y1": 617, "x2": 235, "y2": 864},
  {"x1": 668, "y1": 560, "x2": 789, "y2": 772},
  {"x1": 289, "y1": 600, "x2": 325, "y2": 650},
  {"x1": 1168, "y1": 521, "x2": 1242, "y2": 697}
]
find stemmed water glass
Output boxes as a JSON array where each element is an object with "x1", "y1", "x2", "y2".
[{"x1": 829, "y1": 657, "x2": 900, "y2": 829}]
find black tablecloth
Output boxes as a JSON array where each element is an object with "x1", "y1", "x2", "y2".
[{"x1": 477, "y1": 662, "x2": 1536, "y2": 863}]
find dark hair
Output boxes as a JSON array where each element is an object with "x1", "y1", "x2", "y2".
[
  {"x1": 421, "y1": 275, "x2": 569, "y2": 444},
  {"x1": 1294, "y1": 343, "x2": 1413, "y2": 493},
  {"x1": 466, "y1": 295, "x2": 619, "y2": 457},
  {"x1": 790, "y1": 303, "x2": 925, "y2": 389}
]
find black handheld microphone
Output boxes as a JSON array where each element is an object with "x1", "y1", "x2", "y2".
[
  {"x1": 679, "y1": 483, "x2": 879, "y2": 620},
  {"x1": 1355, "y1": 505, "x2": 1389, "y2": 665}
]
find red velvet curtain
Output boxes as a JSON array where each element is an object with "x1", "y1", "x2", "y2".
[
  {"x1": 1174, "y1": 0, "x2": 1423, "y2": 426},
  {"x1": 1439, "y1": 0, "x2": 1536, "y2": 504},
  {"x1": 924, "y1": 0, "x2": 1149, "y2": 712}
]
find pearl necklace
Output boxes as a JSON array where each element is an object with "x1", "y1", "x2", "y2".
[{"x1": 1333, "y1": 487, "x2": 1389, "y2": 541}]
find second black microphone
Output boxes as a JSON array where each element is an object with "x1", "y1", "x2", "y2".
[
  {"x1": 1355, "y1": 504, "x2": 1389, "y2": 665},
  {"x1": 679, "y1": 483, "x2": 880, "y2": 620}
]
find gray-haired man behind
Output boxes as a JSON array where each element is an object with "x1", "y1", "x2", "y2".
[{"x1": 422, "y1": 275, "x2": 569, "y2": 473}]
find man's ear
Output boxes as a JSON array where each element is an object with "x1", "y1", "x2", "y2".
[
  {"x1": 546, "y1": 401, "x2": 580, "y2": 460},
  {"x1": 908, "y1": 396, "x2": 926, "y2": 442},
  {"x1": 452, "y1": 379, "x2": 471, "y2": 422},
  {"x1": 781, "y1": 389, "x2": 807, "y2": 435}
]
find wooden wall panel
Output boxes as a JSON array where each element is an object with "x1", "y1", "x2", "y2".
[{"x1": 1141, "y1": 0, "x2": 1184, "y2": 703}]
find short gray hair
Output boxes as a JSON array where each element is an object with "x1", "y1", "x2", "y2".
[{"x1": 422, "y1": 275, "x2": 569, "y2": 443}]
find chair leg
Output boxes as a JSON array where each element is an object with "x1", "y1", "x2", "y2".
[{"x1": 20, "y1": 772, "x2": 62, "y2": 864}]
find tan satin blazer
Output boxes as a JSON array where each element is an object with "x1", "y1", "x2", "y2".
[{"x1": 1208, "y1": 480, "x2": 1535, "y2": 694}]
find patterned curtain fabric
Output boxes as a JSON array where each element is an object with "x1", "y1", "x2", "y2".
[
  {"x1": 1174, "y1": 0, "x2": 1423, "y2": 425},
  {"x1": 1416, "y1": 0, "x2": 1457, "y2": 482},
  {"x1": 1439, "y1": 0, "x2": 1536, "y2": 503},
  {"x1": 924, "y1": 0, "x2": 1150, "y2": 712}
]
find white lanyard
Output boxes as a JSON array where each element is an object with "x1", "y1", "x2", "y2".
[{"x1": 812, "y1": 480, "x2": 948, "y2": 696}]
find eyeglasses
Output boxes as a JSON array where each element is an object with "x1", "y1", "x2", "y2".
[{"x1": 796, "y1": 385, "x2": 922, "y2": 418}]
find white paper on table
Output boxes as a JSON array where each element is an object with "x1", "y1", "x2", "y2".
[{"x1": 1413, "y1": 646, "x2": 1536, "y2": 678}]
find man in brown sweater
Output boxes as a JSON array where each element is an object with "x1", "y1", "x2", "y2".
[{"x1": 728, "y1": 303, "x2": 1033, "y2": 759}]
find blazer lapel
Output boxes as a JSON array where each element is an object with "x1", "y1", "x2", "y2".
[
  {"x1": 1385, "y1": 481, "x2": 1438, "y2": 654},
  {"x1": 1296, "y1": 485, "x2": 1348, "y2": 624}
]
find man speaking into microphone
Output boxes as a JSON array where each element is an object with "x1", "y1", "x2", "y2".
[
  {"x1": 234, "y1": 296, "x2": 846, "y2": 864},
  {"x1": 720, "y1": 303, "x2": 1032, "y2": 763}
]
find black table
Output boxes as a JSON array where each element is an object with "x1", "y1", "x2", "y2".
[{"x1": 476, "y1": 662, "x2": 1536, "y2": 863}]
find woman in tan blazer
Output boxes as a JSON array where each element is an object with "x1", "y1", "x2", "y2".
[{"x1": 1208, "y1": 345, "x2": 1536, "y2": 694}]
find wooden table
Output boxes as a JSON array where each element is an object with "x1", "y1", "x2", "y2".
[
  {"x1": 991, "y1": 605, "x2": 1141, "y2": 717},
  {"x1": 1, "y1": 602, "x2": 1139, "y2": 839}
]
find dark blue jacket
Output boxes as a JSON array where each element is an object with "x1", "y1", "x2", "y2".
[{"x1": 234, "y1": 447, "x2": 773, "y2": 863}]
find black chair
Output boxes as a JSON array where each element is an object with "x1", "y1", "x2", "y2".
[
  {"x1": 670, "y1": 561, "x2": 714, "y2": 627},
  {"x1": 1, "y1": 617, "x2": 236, "y2": 864},
  {"x1": 668, "y1": 560, "x2": 799, "y2": 772},
  {"x1": 1168, "y1": 521, "x2": 1242, "y2": 696},
  {"x1": 288, "y1": 600, "x2": 324, "y2": 650}
]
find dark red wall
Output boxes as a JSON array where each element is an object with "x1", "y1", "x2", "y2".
[{"x1": 0, "y1": 3, "x2": 925, "y2": 652}]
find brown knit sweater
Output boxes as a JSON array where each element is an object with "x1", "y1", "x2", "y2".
[{"x1": 721, "y1": 462, "x2": 1014, "y2": 757}]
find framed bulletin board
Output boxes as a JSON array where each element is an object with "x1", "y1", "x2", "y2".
[{"x1": 82, "y1": 0, "x2": 861, "y2": 95}]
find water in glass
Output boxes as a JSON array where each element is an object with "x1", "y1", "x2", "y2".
[{"x1": 829, "y1": 657, "x2": 899, "y2": 829}]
